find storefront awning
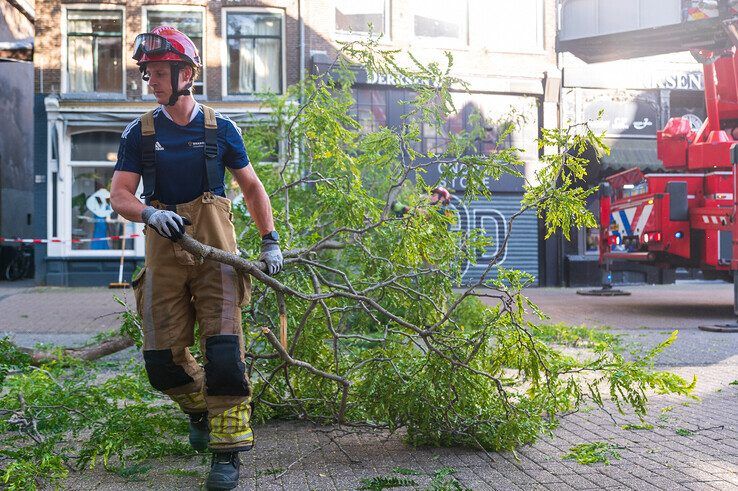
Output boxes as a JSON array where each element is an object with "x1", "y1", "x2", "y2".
[
  {"x1": 58, "y1": 111, "x2": 141, "y2": 127},
  {"x1": 599, "y1": 138, "x2": 662, "y2": 171},
  {"x1": 54, "y1": 108, "x2": 272, "y2": 129}
]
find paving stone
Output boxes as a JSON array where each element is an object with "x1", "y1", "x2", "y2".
[
  {"x1": 5, "y1": 282, "x2": 738, "y2": 491},
  {"x1": 523, "y1": 469, "x2": 561, "y2": 484},
  {"x1": 613, "y1": 477, "x2": 664, "y2": 491}
]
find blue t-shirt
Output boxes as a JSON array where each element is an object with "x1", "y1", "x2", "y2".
[{"x1": 115, "y1": 104, "x2": 250, "y2": 205}]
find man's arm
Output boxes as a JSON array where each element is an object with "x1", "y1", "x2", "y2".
[
  {"x1": 231, "y1": 166, "x2": 275, "y2": 236},
  {"x1": 110, "y1": 170, "x2": 189, "y2": 241},
  {"x1": 232, "y1": 165, "x2": 282, "y2": 274},
  {"x1": 110, "y1": 171, "x2": 146, "y2": 222}
]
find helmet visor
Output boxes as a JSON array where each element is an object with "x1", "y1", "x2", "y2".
[{"x1": 133, "y1": 33, "x2": 171, "y2": 61}]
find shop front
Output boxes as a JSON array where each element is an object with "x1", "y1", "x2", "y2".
[
  {"x1": 416, "y1": 92, "x2": 541, "y2": 284},
  {"x1": 40, "y1": 98, "x2": 146, "y2": 286},
  {"x1": 312, "y1": 54, "x2": 543, "y2": 284},
  {"x1": 558, "y1": 82, "x2": 706, "y2": 286}
]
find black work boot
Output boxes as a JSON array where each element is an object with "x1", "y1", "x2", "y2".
[
  {"x1": 206, "y1": 451, "x2": 241, "y2": 490},
  {"x1": 187, "y1": 412, "x2": 209, "y2": 452}
]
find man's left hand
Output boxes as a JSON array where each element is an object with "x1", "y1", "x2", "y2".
[{"x1": 260, "y1": 237, "x2": 283, "y2": 275}]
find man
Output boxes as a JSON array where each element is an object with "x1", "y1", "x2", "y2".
[
  {"x1": 110, "y1": 26, "x2": 282, "y2": 490},
  {"x1": 391, "y1": 186, "x2": 453, "y2": 217},
  {"x1": 430, "y1": 186, "x2": 451, "y2": 207}
]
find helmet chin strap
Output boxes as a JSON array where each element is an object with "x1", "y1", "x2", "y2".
[{"x1": 166, "y1": 62, "x2": 194, "y2": 107}]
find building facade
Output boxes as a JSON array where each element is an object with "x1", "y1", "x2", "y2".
[
  {"x1": 1, "y1": 0, "x2": 35, "y2": 276},
  {"x1": 550, "y1": 52, "x2": 705, "y2": 287},
  {"x1": 32, "y1": 0, "x2": 559, "y2": 286},
  {"x1": 33, "y1": 0, "x2": 301, "y2": 285},
  {"x1": 305, "y1": 0, "x2": 558, "y2": 283}
]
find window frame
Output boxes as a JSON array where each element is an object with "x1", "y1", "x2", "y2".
[
  {"x1": 49, "y1": 127, "x2": 144, "y2": 258},
  {"x1": 333, "y1": 0, "x2": 391, "y2": 41},
  {"x1": 581, "y1": 196, "x2": 601, "y2": 256},
  {"x1": 141, "y1": 5, "x2": 208, "y2": 100},
  {"x1": 581, "y1": 227, "x2": 601, "y2": 256},
  {"x1": 221, "y1": 7, "x2": 287, "y2": 99},
  {"x1": 409, "y1": 0, "x2": 469, "y2": 48},
  {"x1": 350, "y1": 85, "x2": 390, "y2": 135},
  {"x1": 61, "y1": 5, "x2": 126, "y2": 96}
]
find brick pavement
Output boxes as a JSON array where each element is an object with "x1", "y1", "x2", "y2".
[
  {"x1": 3, "y1": 280, "x2": 738, "y2": 490},
  {"x1": 0, "y1": 281, "x2": 134, "y2": 335}
]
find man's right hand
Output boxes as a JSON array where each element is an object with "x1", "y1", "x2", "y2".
[{"x1": 142, "y1": 206, "x2": 190, "y2": 241}]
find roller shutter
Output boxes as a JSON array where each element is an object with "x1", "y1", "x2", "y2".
[{"x1": 453, "y1": 193, "x2": 538, "y2": 285}]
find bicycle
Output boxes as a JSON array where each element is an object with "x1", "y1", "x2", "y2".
[{"x1": 4, "y1": 244, "x2": 33, "y2": 281}]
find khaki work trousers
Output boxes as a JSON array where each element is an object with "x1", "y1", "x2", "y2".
[{"x1": 133, "y1": 192, "x2": 254, "y2": 452}]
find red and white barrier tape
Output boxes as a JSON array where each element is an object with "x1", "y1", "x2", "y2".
[{"x1": 0, "y1": 234, "x2": 141, "y2": 244}]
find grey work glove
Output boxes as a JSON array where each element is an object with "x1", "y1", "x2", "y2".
[
  {"x1": 260, "y1": 237, "x2": 283, "y2": 275},
  {"x1": 142, "y1": 206, "x2": 190, "y2": 242}
]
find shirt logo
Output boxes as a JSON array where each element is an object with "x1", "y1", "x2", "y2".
[
  {"x1": 188, "y1": 141, "x2": 205, "y2": 148},
  {"x1": 154, "y1": 142, "x2": 165, "y2": 151}
]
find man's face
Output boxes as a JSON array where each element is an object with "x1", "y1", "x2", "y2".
[
  {"x1": 145, "y1": 62, "x2": 192, "y2": 104},
  {"x1": 145, "y1": 62, "x2": 172, "y2": 104},
  {"x1": 430, "y1": 192, "x2": 449, "y2": 206}
]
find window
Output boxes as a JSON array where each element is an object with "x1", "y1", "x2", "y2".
[
  {"x1": 69, "y1": 132, "x2": 132, "y2": 251},
  {"x1": 472, "y1": 111, "x2": 514, "y2": 155},
  {"x1": 585, "y1": 228, "x2": 600, "y2": 254},
  {"x1": 480, "y1": 0, "x2": 543, "y2": 53},
  {"x1": 226, "y1": 11, "x2": 283, "y2": 95},
  {"x1": 582, "y1": 197, "x2": 600, "y2": 255},
  {"x1": 66, "y1": 10, "x2": 123, "y2": 93},
  {"x1": 412, "y1": 0, "x2": 467, "y2": 43},
  {"x1": 415, "y1": 107, "x2": 514, "y2": 156},
  {"x1": 335, "y1": 0, "x2": 387, "y2": 36},
  {"x1": 146, "y1": 9, "x2": 205, "y2": 95},
  {"x1": 71, "y1": 132, "x2": 120, "y2": 162},
  {"x1": 418, "y1": 114, "x2": 466, "y2": 154},
  {"x1": 350, "y1": 88, "x2": 388, "y2": 134}
]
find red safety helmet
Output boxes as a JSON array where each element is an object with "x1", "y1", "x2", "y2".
[
  {"x1": 431, "y1": 186, "x2": 451, "y2": 205},
  {"x1": 133, "y1": 26, "x2": 201, "y2": 105},
  {"x1": 133, "y1": 25, "x2": 201, "y2": 67}
]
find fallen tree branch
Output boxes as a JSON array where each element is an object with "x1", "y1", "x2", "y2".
[
  {"x1": 5, "y1": 237, "x2": 342, "y2": 365},
  {"x1": 16, "y1": 334, "x2": 135, "y2": 366},
  {"x1": 12, "y1": 334, "x2": 134, "y2": 367},
  {"x1": 261, "y1": 326, "x2": 351, "y2": 423}
]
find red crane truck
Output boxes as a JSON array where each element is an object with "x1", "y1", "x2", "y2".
[{"x1": 559, "y1": 0, "x2": 738, "y2": 323}]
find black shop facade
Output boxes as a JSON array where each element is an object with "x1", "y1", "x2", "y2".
[
  {"x1": 550, "y1": 67, "x2": 706, "y2": 287},
  {"x1": 311, "y1": 54, "x2": 543, "y2": 285}
]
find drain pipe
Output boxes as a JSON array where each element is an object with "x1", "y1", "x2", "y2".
[
  {"x1": 298, "y1": 0, "x2": 305, "y2": 101},
  {"x1": 296, "y1": 0, "x2": 306, "y2": 169}
]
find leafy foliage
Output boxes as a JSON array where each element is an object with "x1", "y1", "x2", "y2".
[
  {"x1": 564, "y1": 442, "x2": 623, "y2": 465},
  {"x1": 427, "y1": 467, "x2": 470, "y2": 491},
  {"x1": 0, "y1": 38, "x2": 696, "y2": 489},
  {"x1": 621, "y1": 423, "x2": 654, "y2": 431},
  {"x1": 359, "y1": 475, "x2": 419, "y2": 490},
  {"x1": 530, "y1": 323, "x2": 621, "y2": 350},
  {"x1": 359, "y1": 467, "x2": 470, "y2": 491},
  {"x1": 0, "y1": 336, "x2": 32, "y2": 385},
  {"x1": 114, "y1": 295, "x2": 144, "y2": 348},
  {"x1": 0, "y1": 441, "x2": 68, "y2": 491},
  {"x1": 229, "y1": 39, "x2": 693, "y2": 453},
  {"x1": 0, "y1": 355, "x2": 187, "y2": 489}
]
